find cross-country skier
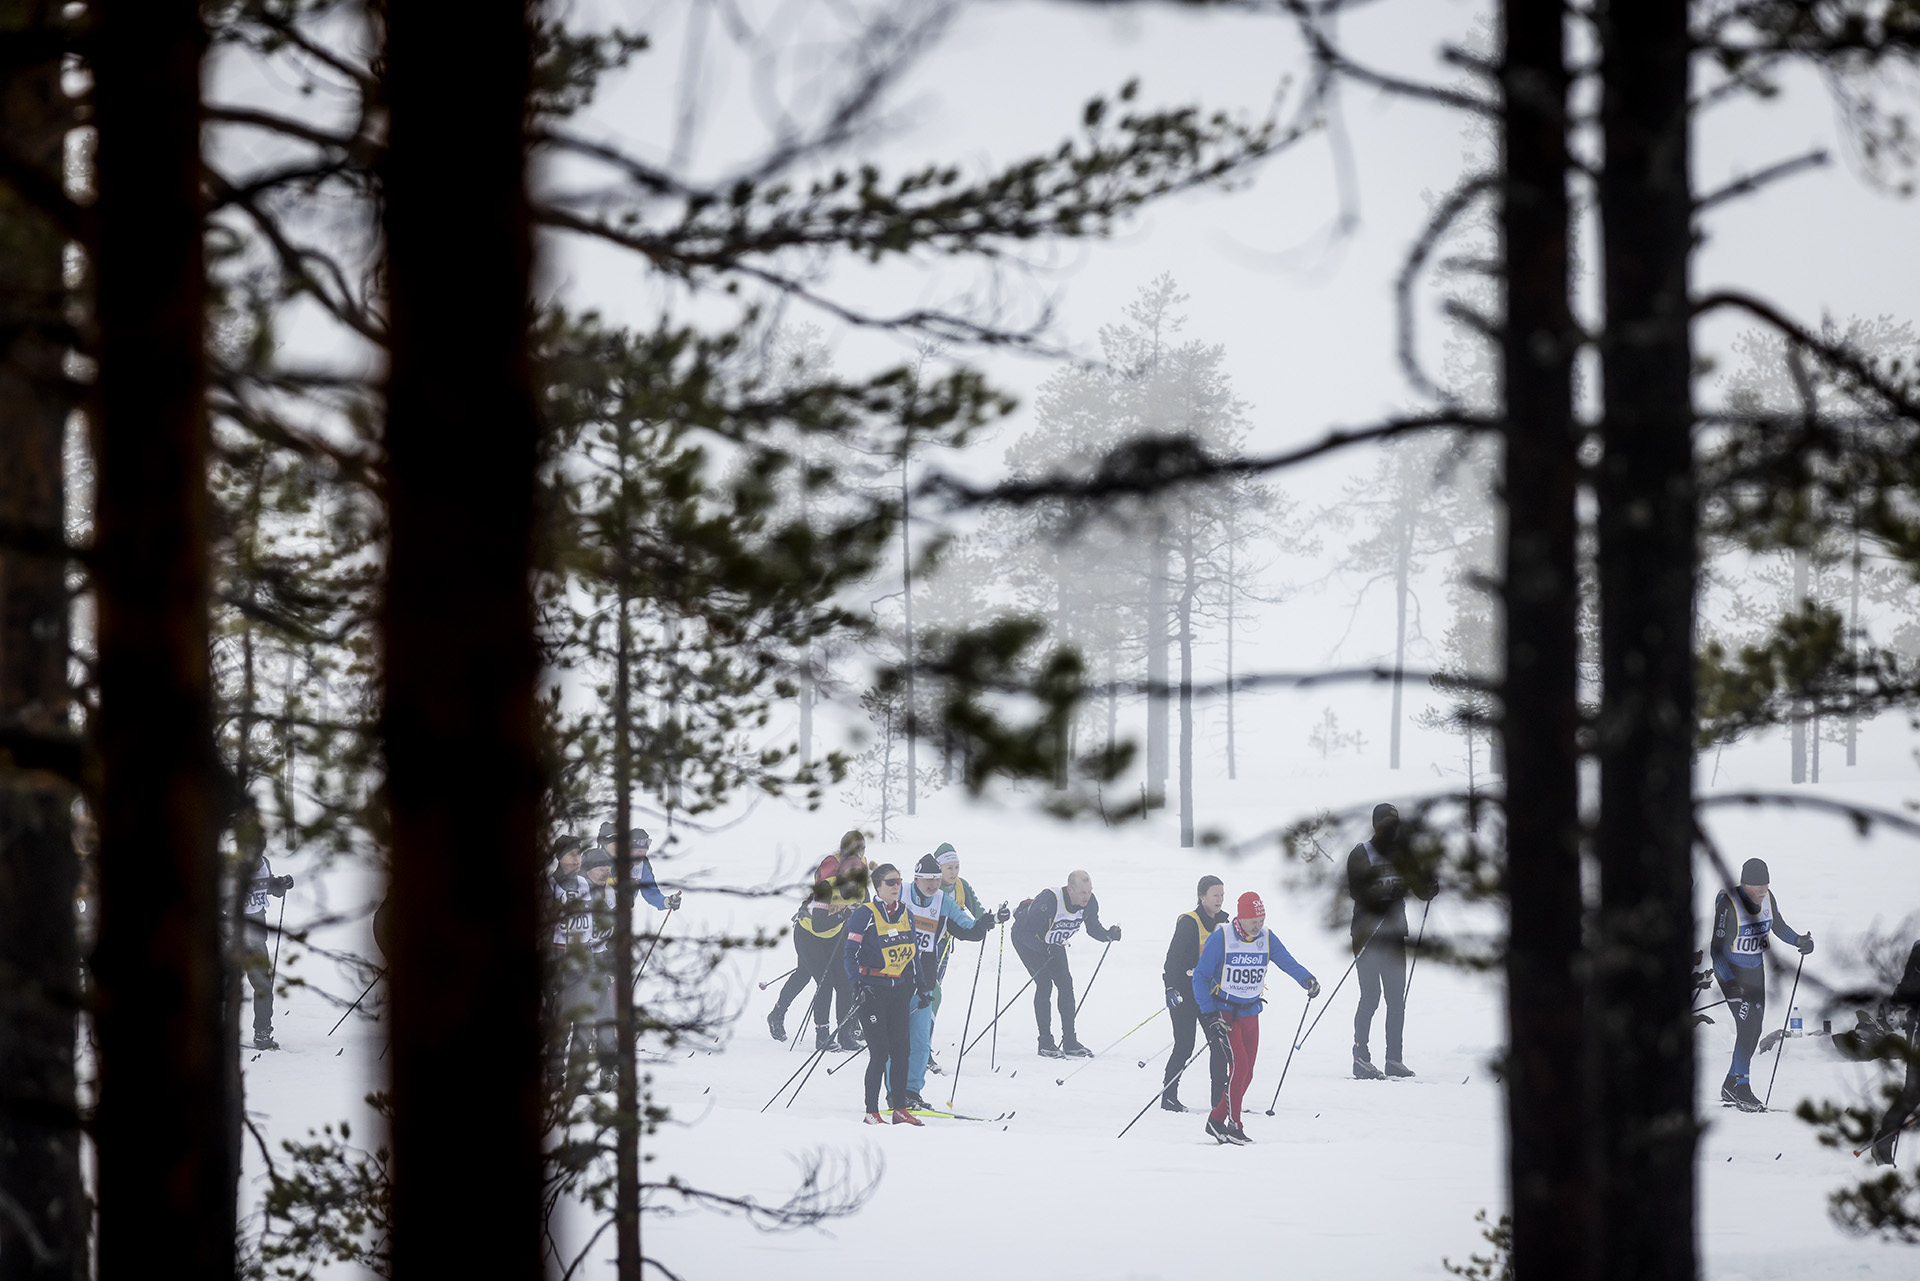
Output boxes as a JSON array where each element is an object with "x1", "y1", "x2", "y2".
[
  {"x1": 830, "y1": 834, "x2": 869, "y2": 1050},
  {"x1": 1710, "y1": 857, "x2": 1814, "y2": 1112},
  {"x1": 239, "y1": 832, "x2": 295, "y2": 1050},
  {"x1": 547, "y1": 837, "x2": 599, "y2": 1090},
  {"x1": 892, "y1": 853, "x2": 984, "y2": 1109},
  {"x1": 844, "y1": 862, "x2": 932, "y2": 1125},
  {"x1": 929, "y1": 843, "x2": 1008, "y2": 1074},
  {"x1": 768, "y1": 852, "x2": 864, "y2": 1048},
  {"x1": 596, "y1": 822, "x2": 679, "y2": 912},
  {"x1": 1162, "y1": 876, "x2": 1230, "y2": 1112},
  {"x1": 1191, "y1": 891, "x2": 1319, "y2": 1144},
  {"x1": 1348, "y1": 803, "x2": 1435, "y2": 1079},
  {"x1": 1012, "y1": 870, "x2": 1121, "y2": 1058},
  {"x1": 1870, "y1": 937, "x2": 1920, "y2": 1165}
]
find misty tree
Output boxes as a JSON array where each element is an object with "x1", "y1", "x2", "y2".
[
  {"x1": 846, "y1": 682, "x2": 944, "y2": 842},
  {"x1": 1306, "y1": 707, "x2": 1366, "y2": 760}
]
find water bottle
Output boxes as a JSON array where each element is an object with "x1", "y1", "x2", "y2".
[{"x1": 1789, "y1": 1005, "x2": 1803, "y2": 1037}]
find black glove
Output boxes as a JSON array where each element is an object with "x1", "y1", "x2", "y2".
[
  {"x1": 1797, "y1": 933, "x2": 1814, "y2": 956},
  {"x1": 666, "y1": 891, "x2": 683, "y2": 910},
  {"x1": 1204, "y1": 1015, "x2": 1231, "y2": 1052},
  {"x1": 1305, "y1": 976, "x2": 1321, "y2": 999},
  {"x1": 995, "y1": 904, "x2": 1011, "y2": 924},
  {"x1": 1106, "y1": 925, "x2": 1122, "y2": 942},
  {"x1": 1165, "y1": 986, "x2": 1184, "y2": 1010},
  {"x1": 916, "y1": 991, "x2": 933, "y2": 1010},
  {"x1": 272, "y1": 875, "x2": 294, "y2": 893}
]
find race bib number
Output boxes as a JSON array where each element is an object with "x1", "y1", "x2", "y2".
[
  {"x1": 1732, "y1": 931, "x2": 1764, "y2": 955},
  {"x1": 1046, "y1": 921, "x2": 1079, "y2": 945},
  {"x1": 1226, "y1": 965, "x2": 1264, "y2": 988},
  {"x1": 881, "y1": 940, "x2": 917, "y2": 974},
  {"x1": 246, "y1": 888, "x2": 269, "y2": 915},
  {"x1": 915, "y1": 926, "x2": 937, "y2": 954}
]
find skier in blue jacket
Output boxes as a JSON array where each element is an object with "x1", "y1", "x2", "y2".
[
  {"x1": 1710, "y1": 858, "x2": 1812, "y2": 1112},
  {"x1": 1191, "y1": 891, "x2": 1320, "y2": 1145},
  {"x1": 891, "y1": 852, "x2": 986, "y2": 1109}
]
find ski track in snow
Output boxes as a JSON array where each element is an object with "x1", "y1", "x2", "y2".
[{"x1": 243, "y1": 753, "x2": 1920, "y2": 1279}]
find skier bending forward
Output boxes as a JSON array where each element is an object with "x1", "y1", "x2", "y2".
[{"x1": 1191, "y1": 891, "x2": 1319, "y2": 1145}]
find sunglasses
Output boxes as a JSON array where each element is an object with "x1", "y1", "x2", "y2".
[{"x1": 879, "y1": 877, "x2": 902, "y2": 888}]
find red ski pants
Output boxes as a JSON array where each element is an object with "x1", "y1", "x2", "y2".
[{"x1": 1208, "y1": 1011, "x2": 1259, "y2": 1125}]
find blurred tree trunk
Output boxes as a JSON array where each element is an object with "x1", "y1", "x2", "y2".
[
  {"x1": 1388, "y1": 504, "x2": 1411, "y2": 769},
  {"x1": 88, "y1": 1, "x2": 230, "y2": 1274},
  {"x1": 1146, "y1": 515, "x2": 1168, "y2": 807},
  {"x1": 1497, "y1": 3, "x2": 1590, "y2": 1278},
  {"x1": 1176, "y1": 519, "x2": 1196, "y2": 848},
  {"x1": 380, "y1": 3, "x2": 543, "y2": 1278},
  {"x1": 0, "y1": 3, "x2": 84, "y2": 1274},
  {"x1": 1594, "y1": 3, "x2": 1699, "y2": 1279}
]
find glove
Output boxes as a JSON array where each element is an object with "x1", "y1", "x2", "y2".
[
  {"x1": 272, "y1": 875, "x2": 294, "y2": 893},
  {"x1": 995, "y1": 904, "x2": 1011, "y2": 924},
  {"x1": 1204, "y1": 1015, "x2": 1231, "y2": 1052},
  {"x1": 916, "y1": 991, "x2": 933, "y2": 1010},
  {"x1": 1306, "y1": 976, "x2": 1321, "y2": 999},
  {"x1": 1797, "y1": 933, "x2": 1814, "y2": 956},
  {"x1": 1106, "y1": 925, "x2": 1122, "y2": 942},
  {"x1": 667, "y1": 891, "x2": 683, "y2": 910},
  {"x1": 1165, "y1": 986, "x2": 1184, "y2": 1010}
]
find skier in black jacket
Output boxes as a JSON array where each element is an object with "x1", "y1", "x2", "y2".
[
  {"x1": 1348, "y1": 803, "x2": 1435, "y2": 1079},
  {"x1": 1012, "y1": 870, "x2": 1121, "y2": 1057},
  {"x1": 1161, "y1": 876, "x2": 1229, "y2": 1111},
  {"x1": 239, "y1": 832, "x2": 295, "y2": 1051},
  {"x1": 1869, "y1": 938, "x2": 1920, "y2": 1164}
]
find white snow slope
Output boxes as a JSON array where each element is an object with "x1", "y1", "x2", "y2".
[{"x1": 244, "y1": 741, "x2": 1920, "y2": 1280}]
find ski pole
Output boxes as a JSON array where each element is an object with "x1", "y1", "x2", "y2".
[
  {"x1": 947, "y1": 927, "x2": 992, "y2": 1108},
  {"x1": 1056, "y1": 1006, "x2": 1163, "y2": 1086},
  {"x1": 965, "y1": 973, "x2": 1037, "y2": 1056},
  {"x1": 1298, "y1": 917, "x2": 1385, "y2": 1051},
  {"x1": 634, "y1": 907, "x2": 674, "y2": 986},
  {"x1": 1262, "y1": 991, "x2": 1316, "y2": 1116},
  {"x1": 1119, "y1": 1034, "x2": 1232, "y2": 1139},
  {"x1": 1137, "y1": 1036, "x2": 1174, "y2": 1069},
  {"x1": 269, "y1": 896, "x2": 287, "y2": 993},
  {"x1": 1693, "y1": 997, "x2": 1728, "y2": 1015},
  {"x1": 824, "y1": 1046, "x2": 865, "y2": 1076},
  {"x1": 762, "y1": 993, "x2": 865, "y2": 1112},
  {"x1": 327, "y1": 967, "x2": 388, "y2": 1036},
  {"x1": 1402, "y1": 898, "x2": 1432, "y2": 1004},
  {"x1": 1853, "y1": 1108, "x2": 1920, "y2": 1158},
  {"x1": 757, "y1": 966, "x2": 798, "y2": 991},
  {"x1": 991, "y1": 920, "x2": 1005, "y2": 1072},
  {"x1": 1073, "y1": 940, "x2": 1114, "y2": 1018},
  {"x1": 1763, "y1": 949, "x2": 1808, "y2": 1110}
]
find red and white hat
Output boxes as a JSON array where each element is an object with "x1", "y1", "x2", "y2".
[{"x1": 1237, "y1": 891, "x2": 1266, "y2": 920}]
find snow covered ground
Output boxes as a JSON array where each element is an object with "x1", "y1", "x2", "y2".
[{"x1": 242, "y1": 724, "x2": 1920, "y2": 1280}]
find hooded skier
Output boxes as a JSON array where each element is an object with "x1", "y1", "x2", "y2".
[
  {"x1": 891, "y1": 852, "x2": 985, "y2": 1108},
  {"x1": 1012, "y1": 870, "x2": 1121, "y2": 1058},
  {"x1": 1710, "y1": 857, "x2": 1814, "y2": 1112},
  {"x1": 1348, "y1": 802, "x2": 1436, "y2": 1079},
  {"x1": 1191, "y1": 891, "x2": 1319, "y2": 1144}
]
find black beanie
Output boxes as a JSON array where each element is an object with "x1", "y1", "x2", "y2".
[
  {"x1": 1740, "y1": 858, "x2": 1770, "y2": 885},
  {"x1": 1372, "y1": 802, "x2": 1400, "y2": 826},
  {"x1": 914, "y1": 853, "x2": 942, "y2": 877},
  {"x1": 1197, "y1": 875, "x2": 1223, "y2": 900}
]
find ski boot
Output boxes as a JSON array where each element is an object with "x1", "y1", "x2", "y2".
[
  {"x1": 1226, "y1": 1121, "x2": 1253, "y2": 1144},
  {"x1": 904, "y1": 1091, "x2": 932, "y2": 1112},
  {"x1": 767, "y1": 1007, "x2": 788, "y2": 1043},
  {"x1": 252, "y1": 1031, "x2": 280, "y2": 1051},
  {"x1": 1720, "y1": 1075, "x2": 1766, "y2": 1112},
  {"x1": 835, "y1": 1024, "x2": 864, "y2": 1053},
  {"x1": 891, "y1": 1109, "x2": 925, "y2": 1126},
  {"x1": 1160, "y1": 1092, "x2": 1188, "y2": 1113},
  {"x1": 1384, "y1": 1059, "x2": 1416, "y2": 1078},
  {"x1": 926, "y1": 1051, "x2": 944, "y2": 1075},
  {"x1": 1037, "y1": 1033, "x2": 1064, "y2": 1059},
  {"x1": 1059, "y1": 1039, "x2": 1095, "y2": 1059},
  {"x1": 1352, "y1": 1044, "x2": 1385, "y2": 1080},
  {"x1": 1205, "y1": 1116, "x2": 1245, "y2": 1145},
  {"x1": 814, "y1": 1023, "x2": 833, "y2": 1051},
  {"x1": 863, "y1": 1111, "x2": 888, "y2": 1126}
]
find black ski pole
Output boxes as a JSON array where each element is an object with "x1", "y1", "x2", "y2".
[
  {"x1": 1853, "y1": 1108, "x2": 1920, "y2": 1158},
  {"x1": 1057, "y1": 1006, "x2": 1162, "y2": 1086},
  {"x1": 757, "y1": 966, "x2": 798, "y2": 991},
  {"x1": 328, "y1": 967, "x2": 389, "y2": 1036},
  {"x1": 1298, "y1": 917, "x2": 1384, "y2": 1051},
  {"x1": 1120, "y1": 1033, "x2": 1232, "y2": 1139},
  {"x1": 991, "y1": 920, "x2": 1005, "y2": 1072},
  {"x1": 1137, "y1": 1036, "x2": 1174, "y2": 1069},
  {"x1": 1262, "y1": 991, "x2": 1316, "y2": 1116},
  {"x1": 1402, "y1": 897, "x2": 1432, "y2": 1003},
  {"x1": 1693, "y1": 997, "x2": 1729, "y2": 1015},
  {"x1": 965, "y1": 973, "x2": 1037, "y2": 1056},
  {"x1": 947, "y1": 921, "x2": 994, "y2": 1108},
  {"x1": 824, "y1": 1045, "x2": 865, "y2": 1076},
  {"x1": 1073, "y1": 940, "x2": 1114, "y2": 1018},
  {"x1": 1763, "y1": 949, "x2": 1808, "y2": 1110},
  {"x1": 761, "y1": 993, "x2": 865, "y2": 1112}
]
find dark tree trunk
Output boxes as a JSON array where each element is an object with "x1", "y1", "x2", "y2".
[
  {"x1": 613, "y1": 599, "x2": 640, "y2": 1280},
  {"x1": 1146, "y1": 516, "x2": 1168, "y2": 807},
  {"x1": 1595, "y1": 3, "x2": 1699, "y2": 1279},
  {"x1": 380, "y1": 4, "x2": 543, "y2": 1278},
  {"x1": 89, "y1": 1, "x2": 230, "y2": 1274},
  {"x1": 1389, "y1": 506, "x2": 1411, "y2": 769},
  {"x1": 1177, "y1": 525, "x2": 1196, "y2": 849},
  {"x1": 1498, "y1": 4, "x2": 1591, "y2": 1278},
  {"x1": 0, "y1": 5, "x2": 84, "y2": 1272}
]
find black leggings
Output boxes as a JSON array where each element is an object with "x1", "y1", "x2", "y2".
[
  {"x1": 1723, "y1": 969, "x2": 1767, "y2": 1081},
  {"x1": 1165, "y1": 994, "x2": 1229, "y2": 1104},
  {"x1": 860, "y1": 983, "x2": 913, "y2": 1112},
  {"x1": 1353, "y1": 936, "x2": 1407, "y2": 1061},
  {"x1": 774, "y1": 928, "x2": 848, "y2": 1028},
  {"x1": 1015, "y1": 938, "x2": 1076, "y2": 1041}
]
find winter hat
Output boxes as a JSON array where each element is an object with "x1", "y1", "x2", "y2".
[
  {"x1": 914, "y1": 853, "x2": 943, "y2": 878},
  {"x1": 1372, "y1": 803, "x2": 1400, "y2": 827},
  {"x1": 1236, "y1": 891, "x2": 1266, "y2": 920},
  {"x1": 933, "y1": 842, "x2": 959, "y2": 867},
  {"x1": 627, "y1": 827, "x2": 651, "y2": 850},
  {"x1": 596, "y1": 821, "x2": 616, "y2": 842},
  {"x1": 1196, "y1": 875, "x2": 1223, "y2": 900},
  {"x1": 581, "y1": 848, "x2": 613, "y2": 874},
  {"x1": 1740, "y1": 858, "x2": 1770, "y2": 886}
]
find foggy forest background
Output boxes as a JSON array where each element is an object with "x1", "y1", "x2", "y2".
[{"x1": 3, "y1": 1, "x2": 1920, "y2": 1279}]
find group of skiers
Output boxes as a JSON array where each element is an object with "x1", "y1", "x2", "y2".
[{"x1": 545, "y1": 822, "x2": 681, "y2": 1091}]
